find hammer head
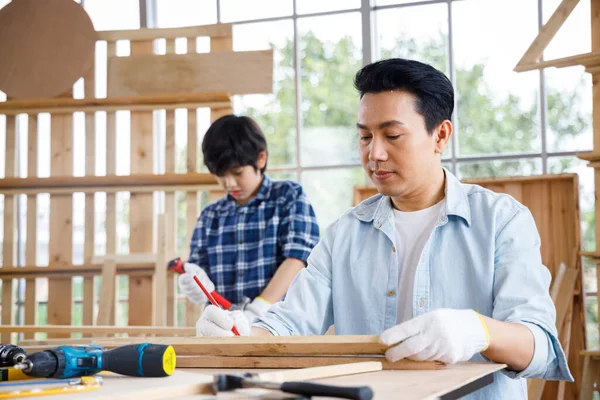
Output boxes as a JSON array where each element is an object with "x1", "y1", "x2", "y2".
[{"x1": 213, "y1": 374, "x2": 245, "y2": 392}]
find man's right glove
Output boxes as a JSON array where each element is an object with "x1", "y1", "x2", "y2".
[
  {"x1": 196, "y1": 305, "x2": 251, "y2": 337},
  {"x1": 177, "y1": 262, "x2": 215, "y2": 304}
]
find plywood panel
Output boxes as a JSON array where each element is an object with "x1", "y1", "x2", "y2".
[
  {"x1": 107, "y1": 51, "x2": 273, "y2": 96},
  {"x1": 48, "y1": 113, "x2": 73, "y2": 338},
  {"x1": 25, "y1": 114, "x2": 38, "y2": 338},
  {"x1": 1, "y1": 115, "x2": 17, "y2": 343},
  {"x1": 128, "y1": 40, "x2": 154, "y2": 326}
]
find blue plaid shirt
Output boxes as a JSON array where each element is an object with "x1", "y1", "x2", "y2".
[{"x1": 188, "y1": 175, "x2": 320, "y2": 303}]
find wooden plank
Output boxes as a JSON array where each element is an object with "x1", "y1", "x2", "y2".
[
  {"x1": 95, "y1": 258, "x2": 116, "y2": 327},
  {"x1": 165, "y1": 109, "x2": 176, "y2": 326},
  {"x1": 177, "y1": 356, "x2": 443, "y2": 371},
  {"x1": 25, "y1": 114, "x2": 38, "y2": 338},
  {"x1": 107, "y1": 51, "x2": 274, "y2": 97},
  {"x1": 83, "y1": 69, "x2": 95, "y2": 331},
  {"x1": 1, "y1": 115, "x2": 17, "y2": 343},
  {"x1": 9, "y1": 325, "x2": 194, "y2": 336},
  {"x1": 516, "y1": 51, "x2": 600, "y2": 72},
  {"x1": 154, "y1": 214, "x2": 168, "y2": 326},
  {"x1": 48, "y1": 113, "x2": 74, "y2": 338},
  {"x1": 515, "y1": 0, "x2": 580, "y2": 67},
  {"x1": 0, "y1": 92, "x2": 232, "y2": 115},
  {"x1": 251, "y1": 361, "x2": 383, "y2": 381},
  {"x1": 186, "y1": 107, "x2": 201, "y2": 326},
  {"x1": 129, "y1": 40, "x2": 155, "y2": 327},
  {"x1": 556, "y1": 298, "x2": 574, "y2": 400},
  {"x1": 96, "y1": 24, "x2": 232, "y2": 42},
  {"x1": 92, "y1": 253, "x2": 156, "y2": 265},
  {"x1": 0, "y1": 263, "x2": 155, "y2": 279}
]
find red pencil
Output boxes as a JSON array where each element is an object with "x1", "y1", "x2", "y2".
[{"x1": 193, "y1": 275, "x2": 241, "y2": 336}]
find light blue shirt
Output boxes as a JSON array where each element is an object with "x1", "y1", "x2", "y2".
[{"x1": 255, "y1": 169, "x2": 572, "y2": 399}]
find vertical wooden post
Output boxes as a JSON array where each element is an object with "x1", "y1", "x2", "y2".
[
  {"x1": 154, "y1": 214, "x2": 168, "y2": 325},
  {"x1": 25, "y1": 114, "x2": 38, "y2": 338},
  {"x1": 48, "y1": 112, "x2": 73, "y2": 338},
  {"x1": 209, "y1": 28, "x2": 234, "y2": 123},
  {"x1": 83, "y1": 61, "x2": 96, "y2": 331},
  {"x1": 2, "y1": 115, "x2": 17, "y2": 343},
  {"x1": 128, "y1": 40, "x2": 155, "y2": 326}
]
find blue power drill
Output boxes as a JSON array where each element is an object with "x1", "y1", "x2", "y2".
[{"x1": 15, "y1": 343, "x2": 176, "y2": 379}]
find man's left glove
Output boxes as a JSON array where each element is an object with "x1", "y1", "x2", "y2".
[
  {"x1": 240, "y1": 296, "x2": 272, "y2": 324},
  {"x1": 379, "y1": 309, "x2": 490, "y2": 364}
]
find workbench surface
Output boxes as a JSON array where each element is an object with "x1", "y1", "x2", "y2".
[{"x1": 20, "y1": 361, "x2": 506, "y2": 400}]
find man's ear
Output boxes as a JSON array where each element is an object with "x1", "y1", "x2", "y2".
[
  {"x1": 257, "y1": 150, "x2": 267, "y2": 170},
  {"x1": 434, "y1": 120, "x2": 453, "y2": 154}
]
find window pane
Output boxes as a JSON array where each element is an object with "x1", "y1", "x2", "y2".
[
  {"x1": 233, "y1": 20, "x2": 296, "y2": 167},
  {"x1": 457, "y1": 158, "x2": 542, "y2": 180},
  {"x1": 302, "y1": 167, "x2": 367, "y2": 230},
  {"x1": 543, "y1": 0, "x2": 590, "y2": 59},
  {"x1": 375, "y1": 3, "x2": 448, "y2": 74},
  {"x1": 296, "y1": 0, "x2": 360, "y2": 14},
  {"x1": 585, "y1": 296, "x2": 598, "y2": 350},
  {"x1": 547, "y1": 156, "x2": 595, "y2": 250},
  {"x1": 219, "y1": 0, "x2": 293, "y2": 22},
  {"x1": 453, "y1": 0, "x2": 540, "y2": 156},
  {"x1": 156, "y1": 0, "x2": 217, "y2": 27},
  {"x1": 84, "y1": 0, "x2": 140, "y2": 30},
  {"x1": 298, "y1": 13, "x2": 362, "y2": 167}
]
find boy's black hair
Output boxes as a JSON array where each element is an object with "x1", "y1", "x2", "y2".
[
  {"x1": 353, "y1": 58, "x2": 454, "y2": 134},
  {"x1": 202, "y1": 114, "x2": 268, "y2": 176}
]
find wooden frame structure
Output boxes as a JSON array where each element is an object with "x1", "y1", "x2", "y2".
[
  {"x1": 0, "y1": 23, "x2": 273, "y2": 341},
  {"x1": 354, "y1": 174, "x2": 585, "y2": 400}
]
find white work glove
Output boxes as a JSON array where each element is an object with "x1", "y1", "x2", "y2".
[
  {"x1": 196, "y1": 305, "x2": 251, "y2": 337},
  {"x1": 379, "y1": 309, "x2": 490, "y2": 364},
  {"x1": 242, "y1": 296, "x2": 272, "y2": 324},
  {"x1": 177, "y1": 263, "x2": 215, "y2": 305}
]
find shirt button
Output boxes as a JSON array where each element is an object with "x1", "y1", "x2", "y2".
[
  {"x1": 419, "y1": 298, "x2": 424, "y2": 308},
  {"x1": 392, "y1": 246, "x2": 396, "y2": 253},
  {"x1": 388, "y1": 290, "x2": 395, "y2": 297},
  {"x1": 238, "y1": 271, "x2": 244, "y2": 277}
]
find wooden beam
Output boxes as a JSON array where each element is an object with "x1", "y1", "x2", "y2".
[
  {"x1": 48, "y1": 113, "x2": 73, "y2": 339},
  {"x1": 95, "y1": 258, "x2": 116, "y2": 327},
  {"x1": 107, "y1": 51, "x2": 273, "y2": 97},
  {"x1": 515, "y1": 50, "x2": 600, "y2": 72},
  {"x1": 0, "y1": 263, "x2": 154, "y2": 278},
  {"x1": 515, "y1": 0, "x2": 580, "y2": 68},
  {"x1": 2, "y1": 115, "x2": 17, "y2": 343},
  {"x1": 164, "y1": 108, "x2": 176, "y2": 327},
  {"x1": 0, "y1": 92, "x2": 232, "y2": 115},
  {"x1": 25, "y1": 114, "x2": 38, "y2": 339},
  {"x1": 154, "y1": 214, "x2": 168, "y2": 326},
  {"x1": 176, "y1": 356, "x2": 443, "y2": 370},
  {"x1": 96, "y1": 24, "x2": 232, "y2": 42},
  {"x1": 6, "y1": 325, "x2": 194, "y2": 336},
  {"x1": 186, "y1": 107, "x2": 201, "y2": 326},
  {"x1": 0, "y1": 173, "x2": 218, "y2": 193},
  {"x1": 129, "y1": 40, "x2": 155, "y2": 327}
]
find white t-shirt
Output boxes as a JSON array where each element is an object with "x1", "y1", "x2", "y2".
[{"x1": 393, "y1": 198, "x2": 446, "y2": 323}]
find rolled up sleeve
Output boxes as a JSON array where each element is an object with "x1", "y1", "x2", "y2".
[
  {"x1": 492, "y1": 205, "x2": 573, "y2": 381},
  {"x1": 279, "y1": 188, "x2": 320, "y2": 264},
  {"x1": 254, "y1": 222, "x2": 335, "y2": 336}
]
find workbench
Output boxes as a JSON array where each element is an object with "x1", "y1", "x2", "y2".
[{"x1": 24, "y1": 362, "x2": 506, "y2": 400}]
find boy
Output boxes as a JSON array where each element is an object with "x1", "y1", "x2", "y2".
[{"x1": 179, "y1": 115, "x2": 320, "y2": 326}]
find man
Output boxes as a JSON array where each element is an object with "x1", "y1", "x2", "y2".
[
  {"x1": 179, "y1": 114, "x2": 320, "y2": 326},
  {"x1": 194, "y1": 59, "x2": 572, "y2": 398}
]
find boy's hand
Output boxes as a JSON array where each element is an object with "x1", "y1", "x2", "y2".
[
  {"x1": 242, "y1": 296, "x2": 272, "y2": 324},
  {"x1": 178, "y1": 263, "x2": 215, "y2": 304},
  {"x1": 379, "y1": 309, "x2": 489, "y2": 364},
  {"x1": 196, "y1": 305, "x2": 250, "y2": 336}
]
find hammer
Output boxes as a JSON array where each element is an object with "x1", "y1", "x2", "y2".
[{"x1": 213, "y1": 374, "x2": 374, "y2": 400}]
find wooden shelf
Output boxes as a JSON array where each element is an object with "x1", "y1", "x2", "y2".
[
  {"x1": 0, "y1": 173, "x2": 219, "y2": 195},
  {"x1": 0, "y1": 92, "x2": 232, "y2": 115}
]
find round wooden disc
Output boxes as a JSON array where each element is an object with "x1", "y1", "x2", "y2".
[{"x1": 0, "y1": 0, "x2": 97, "y2": 99}]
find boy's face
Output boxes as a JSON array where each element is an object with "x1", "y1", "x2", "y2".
[{"x1": 215, "y1": 151, "x2": 267, "y2": 206}]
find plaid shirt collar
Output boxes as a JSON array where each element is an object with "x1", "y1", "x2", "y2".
[{"x1": 215, "y1": 174, "x2": 272, "y2": 213}]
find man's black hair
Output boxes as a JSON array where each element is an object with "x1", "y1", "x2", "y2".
[
  {"x1": 202, "y1": 114, "x2": 268, "y2": 176},
  {"x1": 353, "y1": 58, "x2": 454, "y2": 134}
]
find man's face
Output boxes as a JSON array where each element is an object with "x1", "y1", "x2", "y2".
[
  {"x1": 215, "y1": 152, "x2": 267, "y2": 206},
  {"x1": 357, "y1": 91, "x2": 447, "y2": 198}
]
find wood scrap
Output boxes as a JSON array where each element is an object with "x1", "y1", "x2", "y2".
[{"x1": 176, "y1": 356, "x2": 443, "y2": 370}]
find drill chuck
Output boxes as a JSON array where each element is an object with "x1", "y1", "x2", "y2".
[{"x1": 0, "y1": 344, "x2": 27, "y2": 367}]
